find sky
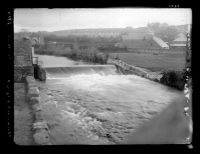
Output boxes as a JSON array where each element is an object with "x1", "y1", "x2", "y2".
[{"x1": 14, "y1": 8, "x2": 192, "y2": 32}]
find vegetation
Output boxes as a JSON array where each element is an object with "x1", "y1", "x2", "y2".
[
  {"x1": 147, "y1": 22, "x2": 185, "y2": 42},
  {"x1": 160, "y1": 70, "x2": 185, "y2": 90},
  {"x1": 35, "y1": 45, "x2": 109, "y2": 64},
  {"x1": 110, "y1": 52, "x2": 186, "y2": 72},
  {"x1": 44, "y1": 34, "x2": 120, "y2": 44}
]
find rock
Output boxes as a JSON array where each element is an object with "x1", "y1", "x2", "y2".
[
  {"x1": 26, "y1": 76, "x2": 35, "y2": 83},
  {"x1": 36, "y1": 66, "x2": 46, "y2": 81},
  {"x1": 33, "y1": 121, "x2": 48, "y2": 130},
  {"x1": 30, "y1": 97, "x2": 40, "y2": 105},
  {"x1": 33, "y1": 129, "x2": 51, "y2": 145},
  {"x1": 27, "y1": 87, "x2": 39, "y2": 99},
  {"x1": 40, "y1": 68, "x2": 46, "y2": 81},
  {"x1": 32, "y1": 103, "x2": 42, "y2": 112},
  {"x1": 27, "y1": 82, "x2": 37, "y2": 88},
  {"x1": 34, "y1": 111, "x2": 44, "y2": 122}
]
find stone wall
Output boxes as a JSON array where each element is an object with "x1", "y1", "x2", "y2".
[
  {"x1": 108, "y1": 58, "x2": 163, "y2": 82},
  {"x1": 14, "y1": 55, "x2": 32, "y2": 66},
  {"x1": 25, "y1": 76, "x2": 51, "y2": 145},
  {"x1": 14, "y1": 66, "x2": 34, "y2": 82},
  {"x1": 14, "y1": 37, "x2": 34, "y2": 82}
]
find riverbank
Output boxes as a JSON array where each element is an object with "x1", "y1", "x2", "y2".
[{"x1": 14, "y1": 83, "x2": 35, "y2": 145}]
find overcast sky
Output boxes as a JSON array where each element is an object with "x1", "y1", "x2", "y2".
[{"x1": 14, "y1": 8, "x2": 192, "y2": 32}]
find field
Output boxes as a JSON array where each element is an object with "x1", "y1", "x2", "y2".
[{"x1": 110, "y1": 52, "x2": 186, "y2": 72}]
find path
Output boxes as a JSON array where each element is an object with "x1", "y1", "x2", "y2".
[{"x1": 14, "y1": 83, "x2": 35, "y2": 145}]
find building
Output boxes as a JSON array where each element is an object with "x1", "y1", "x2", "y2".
[
  {"x1": 169, "y1": 33, "x2": 187, "y2": 50},
  {"x1": 119, "y1": 28, "x2": 168, "y2": 50},
  {"x1": 152, "y1": 36, "x2": 169, "y2": 49}
]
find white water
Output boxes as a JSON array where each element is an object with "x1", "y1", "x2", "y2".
[
  {"x1": 52, "y1": 73, "x2": 180, "y2": 103},
  {"x1": 37, "y1": 54, "x2": 185, "y2": 144}
]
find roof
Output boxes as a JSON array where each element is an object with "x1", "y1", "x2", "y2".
[
  {"x1": 122, "y1": 32, "x2": 153, "y2": 40},
  {"x1": 122, "y1": 39, "x2": 161, "y2": 49},
  {"x1": 153, "y1": 36, "x2": 169, "y2": 48},
  {"x1": 173, "y1": 33, "x2": 187, "y2": 42},
  {"x1": 170, "y1": 44, "x2": 186, "y2": 47}
]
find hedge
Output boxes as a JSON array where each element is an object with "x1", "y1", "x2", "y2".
[{"x1": 160, "y1": 70, "x2": 186, "y2": 90}]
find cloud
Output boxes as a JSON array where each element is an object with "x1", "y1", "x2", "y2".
[{"x1": 14, "y1": 8, "x2": 192, "y2": 32}]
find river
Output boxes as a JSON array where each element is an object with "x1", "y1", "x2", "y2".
[{"x1": 35, "y1": 54, "x2": 186, "y2": 144}]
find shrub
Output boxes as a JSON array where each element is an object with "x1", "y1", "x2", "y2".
[{"x1": 160, "y1": 70, "x2": 185, "y2": 90}]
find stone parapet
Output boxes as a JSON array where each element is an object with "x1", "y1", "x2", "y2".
[
  {"x1": 25, "y1": 76, "x2": 51, "y2": 145},
  {"x1": 14, "y1": 66, "x2": 34, "y2": 82},
  {"x1": 108, "y1": 58, "x2": 163, "y2": 82}
]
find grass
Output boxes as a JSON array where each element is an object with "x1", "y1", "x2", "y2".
[{"x1": 110, "y1": 52, "x2": 186, "y2": 72}]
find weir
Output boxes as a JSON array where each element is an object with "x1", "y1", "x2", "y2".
[{"x1": 44, "y1": 65, "x2": 119, "y2": 78}]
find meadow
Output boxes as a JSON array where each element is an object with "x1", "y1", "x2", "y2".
[{"x1": 110, "y1": 52, "x2": 186, "y2": 72}]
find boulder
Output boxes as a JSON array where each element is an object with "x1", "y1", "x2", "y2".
[
  {"x1": 34, "y1": 111, "x2": 44, "y2": 122},
  {"x1": 27, "y1": 87, "x2": 39, "y2": 99},
  {"x1": 26, "y1": 76, "x2": 35, "y2": 83},
  {"x1": 38, "y1": 68, "x2": 46, "y2": 81},
  {"x1": 30, "y1": 97, "x2": 40, "y2": 105},
  {"x1": 27, "y1": 82, "x2": 37, "y2": 88},
  {"x1": 32, "y1": 103, "x2": 42, "y2": 112},
  {"x1": 35, "y1": 66, "x2": 46, "y2": 81},
  {"x1": 33, "y1": 121, "x2": 48, "y2": 130},
  {"x1": 33, "y1": 129, "x2": 51, "y2": 145}
]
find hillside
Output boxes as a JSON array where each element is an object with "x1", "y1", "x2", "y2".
[
  {"x1": 45, "y1": 24, "x2": 188, "y2": 37},
  {"x1": 15, "y1": 24, "x2": 189, "y2": 40}
]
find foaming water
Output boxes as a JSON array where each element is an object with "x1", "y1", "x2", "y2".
[
  {"x1": 48, "y1": 73, "x2": 182, "y2": 104},
  {"x1": 37, "y1": 55, "x2": 185, "y2": 144}
]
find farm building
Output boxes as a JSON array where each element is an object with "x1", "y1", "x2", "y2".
[
  {"x1": 152, "y1": 36, "x2": 169, "y2": 49},
  {"x1": 121, "y1": 39, "x2": 161, "y2": 51},
  {"x1": 169, "y1": 33, "x2": 187, "y2": 50},
  {"x1": 119, "y1": 28, "x2": 169, "y2": 50},
  {"x1": 121, "y1": 27, "x2": 153, "y2": 40}
]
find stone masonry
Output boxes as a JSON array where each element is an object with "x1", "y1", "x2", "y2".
[
  {"x1": 25, "y1": 76, "x2": 51, "y2": 145},
  {"x1": 14, "y1": 37, "x2": 34, "y2": 82}
]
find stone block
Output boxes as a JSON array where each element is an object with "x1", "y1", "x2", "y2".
[
  {"x1": 27, "y1": 87, "x2": 39, "y2": 99},
  {"x1": 27, "y1": 81, "x2": 37, "y2": 88},
  {"x1": 26, "y1": 76, "x2": 35, "y2": 83},
  {"x1": 15, "y1": 67, "x2": 34, "y2": 82},
  {"x1": 33, "y1": 121, "x2": 48, "y2": 130},
  {"x1": 33, "y1": 129, "x2": 51, "y2": 145},
  {"x1": 34, "y1": 111, "x2": 44, "y2": 122},
  {"x1": 30, "y1": 97, "x2": 40, "y2": 105},
  {"x1": 32, "y1": 103, "x2": 42, "y2": 112}
]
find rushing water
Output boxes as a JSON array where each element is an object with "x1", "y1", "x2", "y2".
[{"x1": 36, "y1": 55, "x2": 185, "y2": 144}]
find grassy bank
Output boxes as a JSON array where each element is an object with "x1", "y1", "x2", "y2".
[{"x1": 110, "y1": 52, "x2": 186, "y2": 72}]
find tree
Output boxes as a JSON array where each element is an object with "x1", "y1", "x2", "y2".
[{"x1": 148, "y1": 22, "x2": 179, "y2": 42}]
